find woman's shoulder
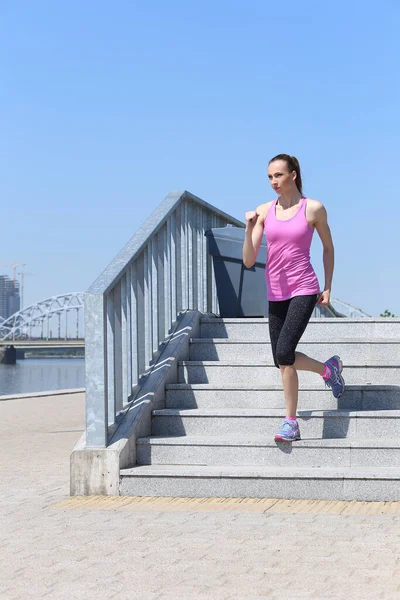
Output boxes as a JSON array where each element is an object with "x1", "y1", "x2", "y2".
[
  {"x1": 305, "y1": 197, "x2": 326, "y2": 215},
  {"x1": 305, "y1": 197, "x2": 325, "y2": 209},
  {"x1": 256, "y1": 200, "x2": 274, "y2": 221}
]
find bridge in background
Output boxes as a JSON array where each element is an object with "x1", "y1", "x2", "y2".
[
  {"x1": 0, "y1": 339, "x2": 84, "y2": 348},
  {"x1": 0, "y1": 293, "x2": 84, "y2": 362},
  {"x1": 0, "y1": 293, "x2": 84, "y2": 342}
]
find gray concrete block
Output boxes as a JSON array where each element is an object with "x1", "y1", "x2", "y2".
[
  {"x1": 350, "y1": 447, "x2": 400, "y2": 468},
  {"x1": 136, "y1": 436, "x2": 348, "y2": 468},
  {"x1": 120, "y1": 473, "x2": 343, "y2": 499},
  {"x1": 136, "y1": 435, "x2": 400, "y2": 469},
  {"x1": 343, "y1": 478, "x2": 400, "y2": 501},
  {"x1": 178, "y1": 362, "x2": 400, "y2": 386},
  {"x1": 166, "y1": 385, "x2": 361, "y2": 410},
  {"x1": 189, "y1": 339, "x2": 400, "y2": 364},
  {"x1": 151, "y1": 409, "x2": 363, "y2": 438},
  {"x1": 120, "y1": 464, "x2": 400, "y2": 500},
  {"x1": 354, "y1": 415, "x2": 400, "y2": 438},
  {"x1": 166, "y1": 385, "x2": 400, "y2": 411},
  {"x1": 200, "y1": 317, "x2": 400, "y2": 342},
  {"x1": 166, "y1": 384, "x2": 400, "y2": 411},
  {"x1": 361, "y1": 388, "x2": 400, "y2": 410}
]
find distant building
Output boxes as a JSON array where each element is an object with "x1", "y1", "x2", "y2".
[{"x1": 0, "y1": 276, "x2": 20, "y2": 320}]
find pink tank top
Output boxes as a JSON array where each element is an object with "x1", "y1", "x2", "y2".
[{"x1": 264, "y1": 197, "x2": 320, "y2": 301}]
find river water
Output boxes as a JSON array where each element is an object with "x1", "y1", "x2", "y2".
[{"x1": 0, "y1": 358, "x2": 85, "y2": 396}]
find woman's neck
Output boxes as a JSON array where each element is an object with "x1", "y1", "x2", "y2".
[{"x1": 278, "y1": 190, "x2": 302, "y2": 209}]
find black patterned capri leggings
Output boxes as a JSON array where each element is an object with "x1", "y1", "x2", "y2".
[{"x1": 268, "y1": 294, "x2": 319, "y2": 369}]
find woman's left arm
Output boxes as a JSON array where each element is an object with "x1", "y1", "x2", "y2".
[{"x1": 312, "y1": 202, "x2": 334, "y2": 306}]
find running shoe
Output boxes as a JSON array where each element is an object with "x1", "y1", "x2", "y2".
[
  {"x1": 324, "y1": 355, "x2": 345, "y2": 398},
  {"x1": 274, "y1": 419, "x2": 301, "y2": 442}
]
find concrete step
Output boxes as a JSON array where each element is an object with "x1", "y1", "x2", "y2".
[
  {"x1": 190, "y1": 338, "x2": 400, "y2": 363},
  {"x1": 152, "y1": 408, "x2": 400, "y2": 438},
  {"x1": 120, "y1": 464, "x2": 400, "y2": 501},
  {"x1": 200, "y1": 317, "x2": 400, "y2": 342},
  {"x1": 136, "y1": 435, "x2": 400, "y2": 468},
  {"x1": 165, "y1": 384, "x2": 400, "y2": 411},
  {"x1": 178, "y1": 361, "x2": 400, "y2": 386}
]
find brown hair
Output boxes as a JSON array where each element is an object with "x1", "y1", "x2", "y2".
[{"x1": 269, "y1": 154, "x2": 303, "y2": 196}]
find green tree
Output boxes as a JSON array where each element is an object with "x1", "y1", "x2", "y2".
[{"x1": 380, "y1": 309, "x2": 397, "y2": 318}]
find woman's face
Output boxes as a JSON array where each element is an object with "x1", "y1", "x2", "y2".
[{"x1": 267, "y1": 160, "x2": 296, "y2": 195}]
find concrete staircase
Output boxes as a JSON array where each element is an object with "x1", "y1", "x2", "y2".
[{"x1": 120, "y1": 317, "x2": 400, "y2": 501}]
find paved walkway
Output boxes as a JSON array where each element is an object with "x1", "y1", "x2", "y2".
[{"x1": 1, "y1": 391, "x2": 400, "y2": 599}]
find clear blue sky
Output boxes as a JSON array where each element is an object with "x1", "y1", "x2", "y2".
[{"x1": 1, "y1": 0, "x2": 399, "y2": 316}]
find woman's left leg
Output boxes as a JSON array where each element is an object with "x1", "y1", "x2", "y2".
[
  {"x1": 275, "y1": 294, "x2": 319, "y2": 419},
  {"x1": 279, "y1": 353, "x2": 326, "y2": 418}
]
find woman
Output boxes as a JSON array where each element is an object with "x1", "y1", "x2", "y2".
[{"x1": 242, "y1": 154, "x2": 345, "y2": 442}]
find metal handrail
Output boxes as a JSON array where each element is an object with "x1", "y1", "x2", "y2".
[
  {"x1": 330, "y1": 296, "x2": 371, "y2": 318},
  {"x1": 84, "y1": 190, "x2": 244, "y2": 446}
]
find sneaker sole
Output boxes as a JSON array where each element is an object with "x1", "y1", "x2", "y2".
[{"x1": 274, "y1": 435, "x2": 301, "y2": 442}]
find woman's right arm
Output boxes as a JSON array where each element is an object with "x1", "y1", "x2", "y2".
[{"x1": 242, "y1": 203, "x2": 269, "y2": 268}]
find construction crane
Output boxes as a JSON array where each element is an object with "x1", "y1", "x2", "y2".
[
  {"x1": 0, "y1": 261, "x2": 27, "y2": 284},
  {"x1": 18, "y1": 272, "x2": 35, "y2": 310}
]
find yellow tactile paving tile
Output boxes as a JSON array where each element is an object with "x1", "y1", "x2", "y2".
[{"x1": 49, "y1": 496, "x2": 400, "y2": 515}]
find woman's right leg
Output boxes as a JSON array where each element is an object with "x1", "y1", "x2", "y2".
[
  {"x1": 295, "y1": 351, "x2": 345, "y2": 398},
  {"x1": 294, "y1": 352, "x2": 325, "y2": 375}
]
